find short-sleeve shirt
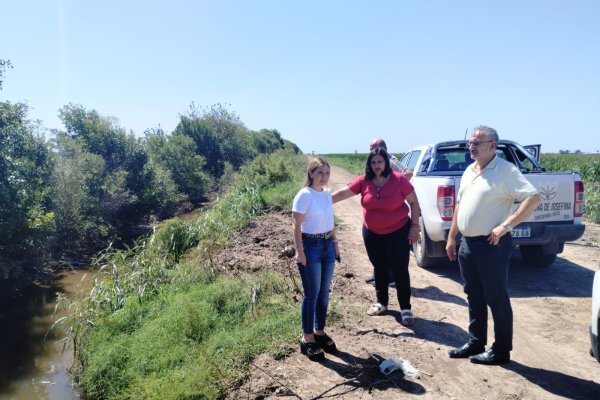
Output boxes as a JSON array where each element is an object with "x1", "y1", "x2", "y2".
[
  {"x1": 347, "y1": 171, "x2": 414, "y2": 234},
  {"x1": 292, "y1": 187, "x2": 335, "y2": 234},
  {"x1": 457, "y1": 156, "x2": 538, "y2": 237}
]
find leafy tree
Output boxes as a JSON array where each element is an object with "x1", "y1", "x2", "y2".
[
  {"x1": 174, "y1": 114, "x2": 224, "y2": 178},
  {"x1": 0, "y1": 102, "x2": 54, "y2": 263},
  {"x1": 145, "y1": 128, "x2": 209, "y2": 206},
  {"x1": 199, "y1": 104, "x2": 255, "y2": 168},
  {"x1": 252, "y1": 129, "x2": 284, "y2": 154},
  {"x1": 58, "y1": 105, "x2": 152, "y2": 236},
  {"x1": 282, "y1": 138, "x2": 301, "y2": 154},
  {"x1": 50, "y1": 132, "x2": 108, "y2": 254},
  {"x1": 175, "y1": 104, "x2": 259, "y2": 178}
]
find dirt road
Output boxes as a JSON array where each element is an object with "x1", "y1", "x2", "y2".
[{"x1": 233, "y1": 165, "x2": 600, "y2": 399}]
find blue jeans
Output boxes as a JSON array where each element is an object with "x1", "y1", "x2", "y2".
[
  {"x1": 297, "y1": 235, "x2": 336, "y2": 334},
  {"x1": 458, "y1": 234, "x2": 513, "y2": 353}
]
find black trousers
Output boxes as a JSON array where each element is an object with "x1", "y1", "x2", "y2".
[
  {"x1": 362, "y1": 220, "x2": 412, "y2": 309},
  {"x1": 458, "y1": 234, "x2": 513, "y2": 353}
]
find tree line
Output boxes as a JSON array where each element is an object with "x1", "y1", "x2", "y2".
[{"x1": 0, "y1": 99, "x2": 300, "y2": 280}]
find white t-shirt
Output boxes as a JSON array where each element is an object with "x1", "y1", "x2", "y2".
[
  {"x1": 457, "y1": 156, "x2": 538, "y2": 237},
  {"x1": 292, "y1": 187, "x2": 335, "y2": 234}
]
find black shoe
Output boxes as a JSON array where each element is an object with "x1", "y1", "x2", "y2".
[
  {"x1": 469, "y1": 348, "x2": 510, "y2": 365},
  {"x1": 300, "y1": 340, "x2": 325, "y2": 361},
  {"x1": 448, "y1": 342, "x2": 485, "y2": 359},
  {"x1": 365, "y1": 275, "x2": 375, "y2": 284},
  {"x1": 314, "y1": 333, "x2": 337, "y2": 353}
]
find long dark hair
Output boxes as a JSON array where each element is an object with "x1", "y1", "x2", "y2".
[{"x1": 365, "y1": 148, "x2": 392, "y2": 180}]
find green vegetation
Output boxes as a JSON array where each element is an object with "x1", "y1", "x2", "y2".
[
  {"x1": 541, "y1": 153, "x2": 600, "y2": 182},
  {"x1": 1, "y1": 102, "x2": 54, "y2": 263},
  {"x1": 541, "y1": 153, "x2": 600, "y2": 223},
  {"x1": 79, "y1": 275, "x2": 297, "y2": 400},
  {"x1": 57, "y1": 152, "x2": 307, "y2": 399},
  {"x1": 3, "y1": 64, "x2": 311, "y2": 398},
  {"x1": 323, "y1": 153, "x2": 368, "y2": 175},
  {"x1": 1, "y1": 96, "x2": 300, "y2": 281}
]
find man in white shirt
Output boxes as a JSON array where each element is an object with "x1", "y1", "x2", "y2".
[{"x1": 446, "y1": 126, "x2": 540, "y2": 365}]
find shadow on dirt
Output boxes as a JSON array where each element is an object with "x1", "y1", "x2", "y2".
[
  {"x1": 412, "y1": 285, "x2": 467, "y2": 307},
  {"x1": 504, "y1": 361, "x2": 600, "y2": 400},
  {"x1": 318, "y1": 350, "x2": 426, "y2": 396},
  {"x1": 508, "y1": 254, "x2": 594, "y2": 298},
  {"x1": 382, "y1": 310, "x2": 470, "y2": 348},
  {"x1": 414, "y1": 250, "x2": 595, "y2": 299}
]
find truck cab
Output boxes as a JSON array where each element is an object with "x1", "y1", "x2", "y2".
[{"x1": 402, "y1": 140, "x2": 586, "y2": 268}]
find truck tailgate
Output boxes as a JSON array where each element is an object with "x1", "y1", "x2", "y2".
[{"x1": 522, "y1": 173, "x2": 577, "y2": 223}]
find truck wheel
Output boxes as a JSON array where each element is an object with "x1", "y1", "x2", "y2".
[
  {"x1": 413, "y1": 219, "x2": 434, "y2": 268},
  {"x1": 519, "y1": 245, "x2": 557, "y2": 267}
]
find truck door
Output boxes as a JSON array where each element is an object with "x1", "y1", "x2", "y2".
[{"x1": 524, "y1": 145, "x2": 541, "y2": 162}]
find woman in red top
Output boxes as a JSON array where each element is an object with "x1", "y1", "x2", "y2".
[{"x1": 333, "y1": 148, "x2": 421, "y2": 326}]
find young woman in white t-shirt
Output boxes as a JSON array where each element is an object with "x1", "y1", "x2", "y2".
[{"x1": 292, "y1": 157, "x2": 340, "y2": 362}]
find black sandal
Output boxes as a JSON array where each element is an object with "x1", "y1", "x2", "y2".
[
  {"x1": 300, "y1": 340, "x2": 325, "y2": 361},
  {"x1": 314, "y1": 333, "x2": 337, "y2": 353}
]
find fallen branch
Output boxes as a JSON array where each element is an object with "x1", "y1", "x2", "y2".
[
  {"x1": 251, "y1": 361, "x2": 303, "y2": 400},
  {"x1": 309, "y1": 375, "x2": 363, "y2": 399}
]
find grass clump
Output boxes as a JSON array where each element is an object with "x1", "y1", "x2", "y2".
[{"x1": 78, "y1": 275, "x2": 297, "y2": 399}]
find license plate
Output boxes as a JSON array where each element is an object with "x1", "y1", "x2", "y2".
[{"x1": 511, "y1": 227, "x2": 531, "y2": 238}]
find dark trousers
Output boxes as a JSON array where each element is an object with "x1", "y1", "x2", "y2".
[
  {"x1": 458, "y1": 234, "x2": 513, "y2": 353},
  {"x1": 362, "y1": 221, "x2": 412, "y2": 309}
]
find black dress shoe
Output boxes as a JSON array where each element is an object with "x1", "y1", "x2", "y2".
[
  {"x1": 448, "y1": 342, "x2": 485, "y2": 358},
  {"x1": 469, "y1": 348, "x2": 510, "y2": 365}
]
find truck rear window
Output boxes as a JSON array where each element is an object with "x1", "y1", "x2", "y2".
[{"x1": 432, "y1": 149, "x2": 473, "y2": 172}]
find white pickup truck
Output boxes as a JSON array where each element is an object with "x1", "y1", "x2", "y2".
[{"x1": 399, "y1": 140, "x2": 585, "y2": 267}]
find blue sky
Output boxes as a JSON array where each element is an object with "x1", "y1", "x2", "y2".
[{"x1": 1, "y1": 1, "x2": 599, "y2": 154}]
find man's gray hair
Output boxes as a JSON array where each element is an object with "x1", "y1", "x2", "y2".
[{"x1": 473, "y1": 125, "x2": 499, "y2": 142}]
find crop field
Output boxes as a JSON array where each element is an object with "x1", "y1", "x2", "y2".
[
  {"x1": 541, "y1": 153, "x2": 600, "y2": 222},
  {"x1": 323, "y1": 153, "x2": 600, "y2": 223}
]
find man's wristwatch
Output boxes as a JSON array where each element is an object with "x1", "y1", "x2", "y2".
[{"x1": 501, "y1": 222, "x2": 512, "y2": 231}]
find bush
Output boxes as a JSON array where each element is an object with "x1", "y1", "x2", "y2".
[{"x1": 154, "y1": 218, "x2": 201, "y2": 262}]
